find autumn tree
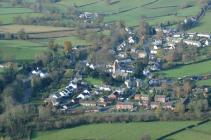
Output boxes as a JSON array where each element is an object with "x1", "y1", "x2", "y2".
[
  {"x1": 175, "y1": 102, "x2": 185, "y2": 114},
  {"x1": 48, "y1": 39, "x2": 58, "y2": 52},
  {"x1": 183, "y1": 80, "x2": 193, "y2": 96},
  {"x1": 64, "y1": 41, "x2": 72, "y2": 54}
]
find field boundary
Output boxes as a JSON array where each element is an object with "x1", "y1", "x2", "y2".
[{"x1": 156, "y1": 119, "x2": 210, "y2": 140}]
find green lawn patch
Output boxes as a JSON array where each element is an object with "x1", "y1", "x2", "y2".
[
  {"x1": 32, "y1": 121, "x2": 198, "y2": 140},
  {"x1": 160, "y1": 59, "x2": 211, "y2": 78},
  {"x1": 0, "y1": 40, "x2": 47, "y2": 61},
  {"x1": 197, "y1": 79, "x2": 211, "y2": 86},
  {"x1": 169, "y1": 121, "x2": 211, "y2": 140},
  {"x1": 191, "y1": 11, "x2": 211, "y2": 32},
  {"x1": 85, "y1": 76, "x2": 103, "y2": 86}
]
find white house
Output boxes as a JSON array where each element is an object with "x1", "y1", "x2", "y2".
[
  {"x1": 197, "y1": 33, "x2": 210, "y2": 39},
  {"x1": 128, "y1": 36, "x2": 135, "y2": 44},
  {"x1": 150, "y1": 50, "x2": 158, "y2": 54},
  {"x1": 183, "y1": 40, "x2": 202, "y2": 47}
]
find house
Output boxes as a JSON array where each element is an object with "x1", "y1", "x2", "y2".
[
  {"x1": 150, "y1": 50, "x2": 158, "y2": 55},
  {"x1": 163, "y1": 102, "x2": 175, "y2": 110},
  {"x1": 77, "y1": 90, "x2": 91, "y2": 100},
  {"x1": 141, "y1": 95, "x2": 150, "y2": 102},
  {"x1": 140, "y1": 95, "x2": 150, "y2": 107},
  {"x1": 31, "y1": 68, "x2": 48, "y2": 78},
  {"x1": 167, "y1": 37, "x2": 183, "y2": 44},
  {"x1": 108, "y1": 92, "x2": 119, "y2": 100},
  {"x1": 98, "y1": 97, "x2": 108, "y2": 103},
  {"x1": 86, "y1": 63, "x2": 95, "y2": 70},
  {"x1": 197, "y1": 33, "x2": 210, "y2": 39},
  {"x1": 134, "y1": 94, "x2": 141, "y2": 101},
  {"x1": 115, "y1": 102, "x2": 133, "y2": 110},
  {"x1": 97, "y1": 102, "x2": 108, "y2": 107},
  {"x1": 137, "y1": 51, "x2": 147, "y2": 58},
  {"x1": 79, "y1": 100, "x2": 96, "y2": 107},
  {"x1": 150, "y1": 102, "x2": 159, "y2": 109},
  {"x1": 205, "y1": 40, "x2": 210, "y2": 46},
  {"x1": 143, "y1": 69, "x2": 150, "y2": 76},
  {"x1": 183, "y1": 40, "x2": 202, "y2": 47},
  {"x1": 128, "y1": 36, "x2": 135, "y2": 44},
  {"x1": 149, "y1": 79, "x2": 161, "y2": 86},
  {"x1": 152, "y1": 40, "x2": 162, "y2": 46},
  {"x1": 79, "y1": 12, "x2": 94, "y2": 19},
  {"x1": 154, "y1": 95, "x2": 168, "y2": 103},
  {"x1": 112, "y1": 60, "x2": 134, "y2": 78}
]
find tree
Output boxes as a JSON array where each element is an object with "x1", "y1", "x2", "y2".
[
  {"x1": 175, "y1": 102, "x2": 185, "y2": 114},
  {"x1": 4, "y1": 32, "x2": 12, "y2": 40},
  {"x1": 199, "y1": 0, "x2": 211, "y2": 8},
  {"x1": 31, "y1": 75, "x2": 42, "y2": 94},
  {"x1": 183, "y1": 80, "x2": 192, "y2": 96},
  {"x1": 48, "y1": 39, "x2": 58, "y2": 52},
  {"x1": 17, "y1": 29, "x2": 28, "y2": 40},
  {"x1": 38, "y1": 105, "x2": 52, "y2": 120},
  {"x1": 141, "y1": 134, "x2": 151, "y2": 140},
  {"x1": 64, "y1": 41, "x2": 72, "y2": 54},
  {"x1": 134, "y1": 60, "x2": 146, "y2": 78}
]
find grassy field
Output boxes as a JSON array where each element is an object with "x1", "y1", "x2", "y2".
[
  {"x1": 169, "y1": 121, "x2": 211, "y2": 140},
  {"x1": 58, "y1": 0, "x2": 97, "y2": 7},
  {"x1": 85, "y1": 76, "x2": 103, "y2": 86},
  {"x1": 0, "y1": 40, "x2": 47, "y2": 61},
  {"x1": 191, "y1": 10, "x2": 211, "y2": 32},
  {"x1": 32, "y1": 121, "x2": 198, "y2": 140},
  {"x1": 54, "y1": 36, "x2": 92, "y2": 46},
  {"x1": 0, "y1": 13, "x2": 44, "y2": 25},
  {"x1": 160, "y1": 59, "x2": 211, "y2": 78},
  {"x1": 0, "y1": 25, "x2": 72, "y2": 33},
  {"x1": 0, "y1": 7, "x2": 33, "y2": 14},
  {"x1": 71, "y1": 0, "x2": 200, "y2": 26},
  {"x1": 197, "y1": 79, "x2": 211, "y2": 86},
  {"x1": 0, "y1": 2, "x2": 44, "y2": 24}
]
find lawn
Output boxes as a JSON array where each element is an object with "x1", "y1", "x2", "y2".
[
  {"x1": 169, "y1": 122, "x2": 211, "y2": 140},
  {"x1": 160, "y1": 59, "x2": 211, "y2": 78},
  {"x1": 0, "y1": 25, "x2": 72, "y2": 33},
  {"x1": 55, "y1": 36, "x2": 92, "y2": 46},
  {"x1": 75, "y1": 0, "x2": 200, "y2": 26},
  {"x1": 85, "y1": 76, "x2": 103, "y2": 86},
  {"x1": 197, "y1": 79, "x2": 211, "y2": 86},
  {"x1": 0, "y1": 40, "x2": 47, "y2": 61},
  {"x1": 32, "y1": 121, "x2": 198, "y2": 140},
  {"x1": 0, "y1": 7, "x2": 33, "y2": 14},
  {"x1": 58, "y1": 0, "x2": 97, "y2": 7},
  {"x1": 190, "y1": 10, "x2": 211, "y2": 32},
  {"x1": 0, "y1": 13, "x2": 44, "y2": 24}
]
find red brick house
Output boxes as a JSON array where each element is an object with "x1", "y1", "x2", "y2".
[
  {"x1": 79, "y1": 100, "x2": 96, "y2": 107},
  {"x1": 134, "y1": 94, "x2": 141, "y2": 101},
  {"x1": 154, "y1": 95, "x2": 168, "y2": 103},
  {"x1": 115, "y1": 102, "x2": 133, "y2": 111}
]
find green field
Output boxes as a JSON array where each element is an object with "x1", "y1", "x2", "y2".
[
  {"x1": 169, "y1": 122, "x2": 211, "y2": 140},
  {"x1": 191, "y1": 10, "x2": 211, "y2": 32},
  {"x1": 85, "y1": 76, "x2": 103, "y2": 86},
  {"x1": 0, "y1": 13, "x2": 44, "y2": 24},
  {"x1": 0, "y1": 40, "x2": 47, "y2": 61},
  {"x1": 32, "y1": 121, "x2": 198, "y2": 140},
  {"x1": 0, "y1": 3, "x2": 44, "y2": 24},
  {"x1": 73, "y1": 0, "x2": 200, "y2": 26},
  {"x1": 197, "y1": 79, "x2": 211, "y2": 86},
  {"x1": 55, "y1": 36, "x2": 92, "y2": 46},
  {"x1": 0, "y1": 7, "x2": 33, "y2": 14},
  {"x1": 0, "y1": 25, "x2": 71, "y2": 33},
  {"x1": 160, "y1": 60, "x2": 211, "y2": 78},
  {"x1": 58, "y1": 0, "x2": 97, "y2": 7}
]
